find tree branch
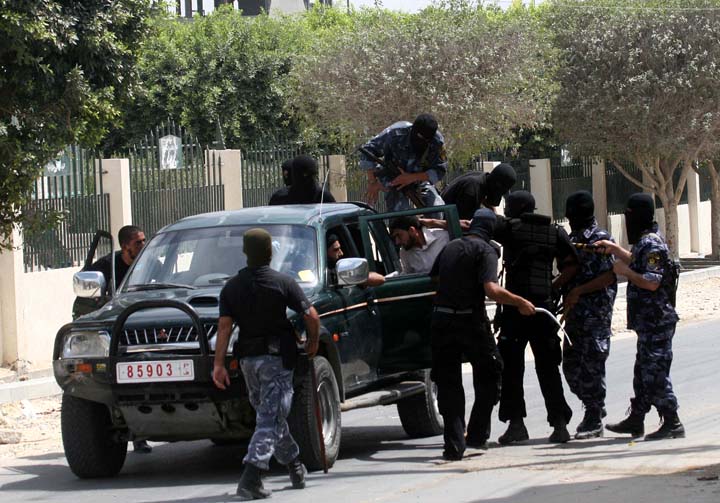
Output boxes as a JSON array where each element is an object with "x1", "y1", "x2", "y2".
[{"x1": 610, "y1": 157, "x2": 656, "y2": 193}]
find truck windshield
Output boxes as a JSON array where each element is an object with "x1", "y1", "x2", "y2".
[{"x1": 124, "y1": 224, "x2": 318, "y2": 290}]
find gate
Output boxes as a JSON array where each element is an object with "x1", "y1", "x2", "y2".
[
  {"x1": 551, "y1": 157, "x2": 593, "y2": 221},
  {"x1": 23, "y1": 146, "x2": 111, "y2": 272},
  {"x1": 128, "y1": 120, "x2": 224, "y2": 237}
]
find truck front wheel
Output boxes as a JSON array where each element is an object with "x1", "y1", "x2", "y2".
[
  {"x1": 61, "y1": 394, "x2": 127, "y2": 478},
  {"x1": 288, "y1": 356, "x2": 341, "y2": 471}
]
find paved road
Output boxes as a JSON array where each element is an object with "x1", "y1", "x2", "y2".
[{"x1": 2, "y1": 321, "x2": 719, "y2": 502}]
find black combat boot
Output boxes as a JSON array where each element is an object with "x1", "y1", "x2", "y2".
[
  {"x1": 575, "y1": 408, "x2": 603, "y2": 440},
  {"x1": 236, "y1": 463, "x2": 271, "y2": 501},
  {"x1": 644, "y1": 411, "x2": 685, "y2": 441},
  {"x1": 287, "y1": 456, "x2": 307, "y2": 489},
  {"x1": 498, "y1": 419, "x2": 530, "y2": 445},
  {"x1": 606, "y1": 410, "x2": 645, "y2": 438},
  {"x1": 549, "y1": 418, "x2": 571, "y2": 444}
]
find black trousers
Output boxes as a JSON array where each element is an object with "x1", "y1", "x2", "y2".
[
  {"x1": 431, "y1": 312, "x2": 503, "y2": 456},
  {"x1": 497, "y1": 306, "x2": 572, "y2": 427}
]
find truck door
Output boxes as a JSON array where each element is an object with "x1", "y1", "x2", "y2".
[
  {"x1": 319, "y1": 225, "x2": 382, "y2": 394},
  {"x1": 358, "y1": 206, "x2": 462, "y2": 374}
]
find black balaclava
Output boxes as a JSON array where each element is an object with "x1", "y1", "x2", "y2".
[
  {"x1": 565, "y1": 190, "x2": 595, "y2": 232},
  {"x1": 244, "y1": 228, "x2": 272, "y2": 267},
  {"x1": 288, "y1": 154, "x2": 320, "y2": 203},
  {"x1": 410, "y1": 113, "x2": 438, "y2": 155},
  {"x1": 504, "y1": 190, "x2": 535, "y2": 218},
  {"x1": 485, "y1": 163, "x2": 517, "y2": 206},
  {"x1": 625, "y1": 193, "x2": 655, "y2": 245},
  {"x1": 467, "y1": 208, "x2": 497, "y2": 242},
  {"x1": 281, "y1": 159, "x2": 293, "y2": 187}
]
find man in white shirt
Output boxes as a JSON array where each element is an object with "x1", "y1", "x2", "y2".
[{"x1": 389, "y1": 215, "x2": 450, "y2": 274}]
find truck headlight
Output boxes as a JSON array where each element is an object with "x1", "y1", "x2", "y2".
[{"x1": 62, "y1": 331, "x2": 111, "y2": 358}]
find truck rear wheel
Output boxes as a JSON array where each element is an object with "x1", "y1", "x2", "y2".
[
  {"x1": 396, "y1": 370, "x2": 443, "y2": 438},
  {"x1": 288, "y1": 356, "x2": 341, "y2": 471},
  {"x1": 61, "y1": 394, "x2": 127, "y2": 478}
]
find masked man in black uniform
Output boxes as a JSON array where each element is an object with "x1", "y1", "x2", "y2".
[
  {"x1": 268, "y1": 159, "x2": 294, "y2": 205},
  {"x1": 494, "y1": 191, "x2": 578, "y2": 444},
  {"x1": 430, "y1": 208, "x2": 535, "y2": 461},
  {"x1": 268, "y1": 155, "x2": 335, "y2": 205},
  {"x1": 440, "y1": 163, "x2": 517, "y2": 220}
]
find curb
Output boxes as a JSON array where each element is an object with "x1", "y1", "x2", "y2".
[{"x1": 0, "y1": 377, "x2": 60, "y2": 404}]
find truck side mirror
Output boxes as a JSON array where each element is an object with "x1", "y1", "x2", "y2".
[
  {"x1": 336, "y1": 258, "x2": 369, "y2": 286},
  {"x1": 73, "y1": 271, "x2": 107, "y2": 298}
]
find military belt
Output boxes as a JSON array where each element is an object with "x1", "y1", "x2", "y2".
[{"x1": 433, "y1": 306, "x2": 474, "y2": 315}]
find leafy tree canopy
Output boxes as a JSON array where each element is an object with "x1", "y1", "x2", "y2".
[
  {"x1": 0, "y1": 0, "x2": 153, "y2": 248},
  {"x1": 548, "y1": 0, "x2": 720, "y2": 256},
  {"x1": 290, "y1": 1, "x2": 556, "y2": 162}
]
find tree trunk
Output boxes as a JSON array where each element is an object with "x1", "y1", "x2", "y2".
[
  {"x1": 710, "y1": 172, "x2": 720, "y2": 260},
  {"x1": 658, "y1": 192, "x2": 680, "y2": 260}
]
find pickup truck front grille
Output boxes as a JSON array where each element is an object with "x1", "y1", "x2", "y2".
[{"x1": 121, "y1": 324, "x2": 217, "y2": 347}]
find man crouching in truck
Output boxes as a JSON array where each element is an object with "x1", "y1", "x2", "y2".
[{"x1": 212, "y1": 228, "x2": 321, "y2": 500}]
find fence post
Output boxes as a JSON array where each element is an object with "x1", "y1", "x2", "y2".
[
  {"x1": 211, "y1": 150, "x2": 243, "y2": 210},
  {"x1": 687, "y1": 168, "x2": 701, "y2": 253},
  {"x1": 102, "y1": 159, "x2": 133, "y2": 246},
  {"x1": 592, "y1": 159, "x2": 608, "y2": 229},
  {"x1": 328, "y1": 155, "x2": 348, "y2": 202},
  {"x1": 0, "y1": 228, "x2": 24, "y2": 366},
  {"x1": 530, "y1": 159, "x2": 553, "y2": 217}
]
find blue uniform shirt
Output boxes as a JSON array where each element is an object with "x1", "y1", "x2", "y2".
[
  {"x1": 626, "y1": 224, "x2": 679, "y2": 332},
  {"x1": 566, "y1": 220, "x2": 617, "y2": 329},
  {"x1": 359, "y1": 121, "x2": 448, "y2": 186}
]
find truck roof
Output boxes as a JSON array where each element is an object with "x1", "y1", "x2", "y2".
[{"x1": 159, "y1": 203, "x2": 370, "y2": 233}]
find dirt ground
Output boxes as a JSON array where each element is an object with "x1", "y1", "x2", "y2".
[{"x1": 1, "y1": 276, "x2": 719, "y2": 465}]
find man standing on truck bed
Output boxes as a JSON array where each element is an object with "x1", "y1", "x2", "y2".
[
  {"x1": 359, "y1": 113, "x2": 447, "y2": 211},
  {"x1": 213, "y1": 228, "x2": 321, "y2": 500}
]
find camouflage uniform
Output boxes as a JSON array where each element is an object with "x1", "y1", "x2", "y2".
[
  {"x1": 563, "y1": 220, "x2": 617, "y2": 413},
  {"x1": 359, "y1": 121, "x2": 447, "y2": 211},
  {"x1": 240, "y1": 355, "x2": 300, "y2": 470},
  {"x1": 626, "y1": 224, "x2": 679, "y2": 415}
]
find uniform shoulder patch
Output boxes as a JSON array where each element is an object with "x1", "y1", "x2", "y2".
[{"x1": 646, "y1": 251, "x2": 662, "y2": 270}]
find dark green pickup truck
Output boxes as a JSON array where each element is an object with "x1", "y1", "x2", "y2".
[{"x1": 55, "y1": 203, "x2": 462, "y2": 478}]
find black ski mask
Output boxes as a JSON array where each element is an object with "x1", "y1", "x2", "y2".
[
  {"x1": 625, "y1": 193, "x2": 655, "y2": 245},
  {"x1": 504, "y1": 190, "x2": 535, "y2": 219},
  {"x1": 565, "y1": 190, "x2": 595, "y2": 232},
  {"x1": 288, "y1": 155, "x2": 320, "y2": 203},
  {"x1": 485, "y1": 163, "x2": 517, "y2": 206},
  {"x1": 281, "y1": 159, "x2": 293, "y2": 187},
  {"x1": 410, "y1": 113, "x2": 438, "y2": 155},
  {"x1": 467, "y1": 208, "x2": 497, "y2": 242}
]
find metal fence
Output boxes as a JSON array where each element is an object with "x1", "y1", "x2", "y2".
[
  {"x1": 605, "y1": 161, "x2": 689, "y2": 214},
  {"x1": 23, "y1": 146, "x2": 111, "y2": 272},
  {"x1": 699, "y1": 163, "x2": 716, "y2": 202},
  {"x1": 128, "y1": 120, "x2": 224, "y2": 237},
  {"x1": 605, "y1": 161, "x2": 644, "y2": 215},
  {"x1": 240, "y1": 136, "x2": 330, "y2": 208},
  {"x1": 551, "y1": 157, "x2": 593, "y2": 221}
]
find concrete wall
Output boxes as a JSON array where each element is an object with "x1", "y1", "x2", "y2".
[{"x1": 18, "y1": 267, "x2": 79, "y2": 368}]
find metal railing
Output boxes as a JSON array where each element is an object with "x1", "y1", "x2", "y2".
[
  {"x1": 128, "y1": 120, "x2": 224, "y2": 237},
  {"x1": 22, "y1": 146, "x2": 111, "y2": 272},
  {"x1": 551, "y1": 157, "x2": 593, "y2": 221}
]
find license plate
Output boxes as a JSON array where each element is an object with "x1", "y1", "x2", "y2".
[{"x1": 116, "y1": 360, "x2": 194, "y2": 383}]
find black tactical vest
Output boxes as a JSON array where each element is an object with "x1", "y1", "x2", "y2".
[{"x1": 503, "y1": 213, "x2": 557, "y2": 302}]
